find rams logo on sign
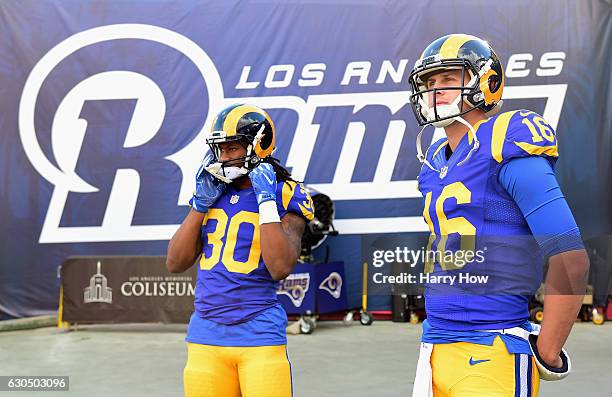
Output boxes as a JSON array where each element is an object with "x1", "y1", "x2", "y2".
[
  {"x1": 318, "y1": 272, "x2": 342, "y2": 299},
  {"x1": 277, "y1": 273, "x2": 310, "y2": 307}
]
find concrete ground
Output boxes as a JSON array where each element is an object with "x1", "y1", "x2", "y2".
[{"x1": 0, "y1": 321, "x2": 611, "y2": 396}]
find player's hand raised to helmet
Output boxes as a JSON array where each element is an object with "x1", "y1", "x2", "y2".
[
  {"x1": 249, "y1": 162, "x2": 277, "y2": 205},
  {"x1": 189, "y1": 153, "x2": 225, "y2": 213}
]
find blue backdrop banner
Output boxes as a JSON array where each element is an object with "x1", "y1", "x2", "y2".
[{"x1": 1, "y1": 0, "x2": 610, "y2": 318}]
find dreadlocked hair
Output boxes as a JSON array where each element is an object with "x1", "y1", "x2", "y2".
[{"x1": 262, "y1": 156, "x2": 300, "y2": 186}]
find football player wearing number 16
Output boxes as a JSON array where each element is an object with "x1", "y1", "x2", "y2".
[
  {"x1": 408, "y1": 34, "x2": 589, "y2": 397},
  {"x1": 166, "y1": 104, "x2": 314, "y2": 397}
]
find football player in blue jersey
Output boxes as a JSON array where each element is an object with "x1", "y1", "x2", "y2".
[
  {"x1": 407, "y1": 34, "x2": 589, "y2": 396},
  {"x1": 166, "y1": 104, "x2": 314, "y2": 397}
]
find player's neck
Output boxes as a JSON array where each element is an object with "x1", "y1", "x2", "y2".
[
  {"x1": 443, "y1": 109, "x2": 486, "y2": 151},
  {"x1": 231, "y1": 176, "x2": 252, "y2": 191}
]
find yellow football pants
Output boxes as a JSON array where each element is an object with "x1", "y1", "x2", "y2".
[
  {"x1": 184, "y1": 343, "x2": 292, "y2": 397},
  {"x1": 431, "y1": 336, "x2": 540, "y2": 397}
]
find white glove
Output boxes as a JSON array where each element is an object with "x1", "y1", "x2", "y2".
[{"x1": 528, "y1": 325, "x2": 571, "y2": 381}]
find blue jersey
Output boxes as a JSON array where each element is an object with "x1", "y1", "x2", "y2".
[
  {"x1": 194, "y1": 180, "x2": 314, "y2": 325},
  {"x1": 417, "y1": 110, "x2": 558, "y2": 331}
]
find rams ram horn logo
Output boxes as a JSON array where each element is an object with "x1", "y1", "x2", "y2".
[
  {"x1": 318, "y1": 272, "x2": 342, "y2": 299},
  {"x1": 277, "y1": 273, "x2": 310, "y2": 307}
]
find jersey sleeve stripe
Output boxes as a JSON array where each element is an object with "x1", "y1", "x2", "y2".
[
  {"x1": 298, "y1": 203, "x2": 315, "y2": 220},
  {"x1": 491, "y1": 110, "x2": 520, "y2": 163},
  {"x1": 281, "y1": 181, "x2": 297, "y2": 210},
  {"x1": 513, "y1": 141, "x2": 559, "y2": 157}
]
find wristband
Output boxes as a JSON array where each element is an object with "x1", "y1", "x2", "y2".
[{"x1": 258, "y1": 200, "x2": 280, "y2": 225}]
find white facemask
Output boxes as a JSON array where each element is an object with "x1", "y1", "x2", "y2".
[
  {"x1": 418, "y1": 70, "x2": 478, "y2": 128},
  {"x1": 205, "y1": 163, "x2": 249, "y2": 184},
  {"x1": 204, "y1": 124, "x2": 269, "y2": 183}
]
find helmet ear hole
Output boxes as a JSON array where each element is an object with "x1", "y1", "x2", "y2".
[
  {"x1": 259, "y1": 121, "x2": 273, "y2": 150},
  {"x1": 489, "y1": 75, "x2": 501, "y2": 93}
]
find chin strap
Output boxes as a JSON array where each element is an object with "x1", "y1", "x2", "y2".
[
  {"x1": 415, "y1": 115, "x2": 481, "y2": 172},
  {"x1": 416, "y1": 124, "x2": 441, "y2": 174},
  {"x1": 454, "y1": 116, "x2": 480, "y2": 166}
]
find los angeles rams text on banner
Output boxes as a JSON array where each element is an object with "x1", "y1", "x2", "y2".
[{"x1": 19, "y1": 24, "x2": 568, "y2": 243}]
